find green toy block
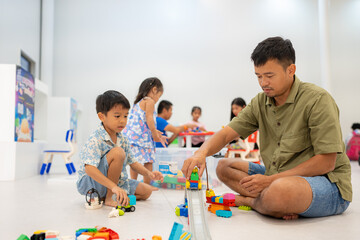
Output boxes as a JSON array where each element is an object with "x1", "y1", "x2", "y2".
[{"x1": 17, "y1": 234, "x2": 30, "y2": 240}]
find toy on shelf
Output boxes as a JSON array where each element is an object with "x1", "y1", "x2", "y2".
[
  {"x1": 76, "y1": 226, "x2": 119, "y2": 240},
  {"x1": 206, "y1": 189, "x2": 235, "y2": 218},
  {"x1": 168, "y1": 222, "x2": 192, "y2": 240},
  {"x1": 40, "y1": 129, "x2": 77, "y2": 175},
  {"x1": 85, "y1": 188, "x2": 103, "y2": 210},
  {"x1": 16, "y1": 234, "x2": 29, "y2": 240},
  {"x1": 186, "y1": 167, "x2": 202, "y2": 190}
]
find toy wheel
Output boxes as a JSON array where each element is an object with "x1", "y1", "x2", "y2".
[
  {"x1": 130, "y1": 206, "x2": 136, "y2": 212},
  {"x1": 121, "y1": 207, "x2": 126, "y2": 212}
]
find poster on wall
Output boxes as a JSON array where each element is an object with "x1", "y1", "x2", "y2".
[
  {"x1": 70, "y1": 98, "x2": 78, "y2": 142},
  {"x1": 14, "y1": 66, "x2": 35, "y2": 142}
]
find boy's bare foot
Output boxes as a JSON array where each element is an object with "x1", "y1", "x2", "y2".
[
  {"x1": 150, "y1": 186, "x2": 159, "y2": 191},
  {"x1": 104, "y1": 198, "x2": 118, "y2": 207},
  {"x1": 282, "y1": 214, "x2": 299, "y2": 220}
]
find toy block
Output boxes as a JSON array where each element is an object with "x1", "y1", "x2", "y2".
[
  {"x1": 94, "y1": 232, "x2": 109, "y2": 240},
  {"x1": 180, "y1": 231, "x2": 192, "y2": 240},
  {"x1": 17, "y1": 234, "x2": 30, "y2": 240},
  {"x1": 169, "y1": 222, "x2": 184, "y2": 240},
  {"x1": 152, "y1": 235, "x2": 162, "y2": 240},
  {"x1": 30, "y1": 232, "x2": 46, "y2": 240},
  {"x1": 129, "y1": 195, "x2": 136, "y2": 205},
  {"x1": 216, "y1": 210, "x2": 232, "y2": 218}
]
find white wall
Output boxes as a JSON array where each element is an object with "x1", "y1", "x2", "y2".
[
  {"x1": 52, "y1": 0, "x2": 322, "y2": 145},
  {"x1": 0, "y1": 0, "x2": 41, "y2": 77},
  {"x1": 329, "y1": 0, "x2": 360, "y2": 137}
]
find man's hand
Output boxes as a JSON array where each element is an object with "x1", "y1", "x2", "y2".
[
  {"x1": 240, "y1": 174, "x2": 274, "y2": 195},
  {"x1": 182, "y1": 153, "x2": 206, "y2": 179},
  {"x1": 148, "y1": 171, "x2": 164, "y2": 182},
  {"x1": 111, "y1": 186, "x2": 129, "y2": 206}
]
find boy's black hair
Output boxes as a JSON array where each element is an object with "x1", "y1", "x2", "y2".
[
  {"x1": 251, "y1": 36, "x2": 296, "y2": 70},
  {"x1": 230, "y1": 97, "x2": 246, "y2": 120},
  {"x1": 96, "y1": 90, "x2": 130, "y2": 115},
  {"x1": 134, "y1": 77, "x2": 163, "y2": 104},
  {"x1": 191, "y1": 106, "x2": 202, "y2": 114},
  {"x1": 351, "y1": 123, "x2": 360, "y2": 130},
  {"x1": 157, "y1": 100, "x2": 173, "y2": 114}
]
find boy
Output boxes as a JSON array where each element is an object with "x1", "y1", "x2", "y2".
[
  {"x1": 77, "y1": 90, "x2": 163, "y2": 207},
  {"x1": 156, "y1": 100, "x2": 196, "y2": 147}
]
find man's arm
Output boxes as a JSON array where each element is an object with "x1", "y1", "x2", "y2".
[
  {"x1": 240, "y1": 153, "x2": 336, "y2": 194},
  {"x1": 181, "y1": 126, "x2": 239, "y2": 178}
]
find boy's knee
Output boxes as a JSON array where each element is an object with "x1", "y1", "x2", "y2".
[{"x1": 108, "y1": 147, "x2": 126, "y2": 163}]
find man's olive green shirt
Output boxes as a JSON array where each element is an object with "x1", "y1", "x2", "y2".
[{"x1": 228, "y1": 76, "x2": 352, "y2": 202}]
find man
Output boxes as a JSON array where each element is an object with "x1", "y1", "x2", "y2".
[
  {"x1": 182, "y1": 37, "x2": 352, "y2": 219},
  {"x1": 156, "y1": 100, "x2": 195, "y2": 147}
]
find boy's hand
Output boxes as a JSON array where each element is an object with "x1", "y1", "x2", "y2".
[
  {"x1": 111, "y1": 186, "x2": 129, "y2": 206},
  {"x1": 148, "y1": 171, "x2": 164, "y2": 182}
]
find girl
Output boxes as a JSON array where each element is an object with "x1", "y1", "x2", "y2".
[
  {"x1": 230, "y1": 97, "x2": 247, "y2": 121},
  {"x1": 123, "y1": 77, "x2": 166, "y2": 184},
  {"x1": 187, "y1": 106, "x2": 207, "y2": 147},
  {"x1": 229, "y1": 98, "x2": 247, "y2": 151}
]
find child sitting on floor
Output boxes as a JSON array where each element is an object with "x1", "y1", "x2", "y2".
[{"x1": 76, "y1": 90, "x2": 163, "y2": 207}]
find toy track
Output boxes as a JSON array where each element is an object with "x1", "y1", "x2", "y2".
[{"x1": 186, "y1": 188, "x2": 212, "y2": 240}]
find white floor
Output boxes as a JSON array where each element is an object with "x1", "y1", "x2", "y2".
[{"x1": 1, "y1": 161, "x2": 360, "y2": 240}]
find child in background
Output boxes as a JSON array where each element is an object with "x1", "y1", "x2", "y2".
[
  {"x1": 77, "y1": 90, "x2": 163, "y2": 207},
  {"x1": 345, "y1": 123, "x2": 360, "y2": 160},
  {"x1": 187, "y1": 106, "x2": 207, "y2": 148},
  {"x1": 156, "y1": 100, "x2": 197, "y2": 147},
  {"x1": 228, "y1": 97, "x2": 247, "y2": 149},
  {"x1": 123, "y1": 77, "x2": 166, "y2": 184}
]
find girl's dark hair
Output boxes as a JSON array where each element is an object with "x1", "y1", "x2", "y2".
[
  {"x1": 191, "y1": 106, "x2": 202, "y2": 114},
  {"x1": 230, "y1": 97, "x2": 246, "y2": 120},
  {"x1": 96, "y1": 90, "x2": 130, "y2": 115},
  {"x1": 351, "y1": 123, "x2": 360, "y2": 130},
  {"x1": 134, "y1": 77, "x2": 163, "y2": 104}
]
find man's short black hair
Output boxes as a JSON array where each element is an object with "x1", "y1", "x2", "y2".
[
  {"x1": 157, "y1": 100, "x2": 173, "y2": 114},
  {"x1": 251, "y1": 36, "x2": 296, "y2": 70},
  {"x1": 96, "y1": 90, "x2": 130, "y2": 115}
]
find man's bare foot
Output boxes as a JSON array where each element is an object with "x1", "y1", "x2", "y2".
[
  {"x1": 282, "y1": 213, "x2": 299, "y2": 220},
  {"x1": 104, "y1": 198, "x2": 118, "y2": 207},
  {"x1": 234, "y1": 195, "x2": 248, "y2": 207}
]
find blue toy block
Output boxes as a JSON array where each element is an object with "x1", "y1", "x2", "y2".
[
  {"x1": 40, "y1": 163, "x2": 47, "y2": 175},
  {"x1": 216, "y1": 210, "x2": 232, "y2": 218},
  {"x1": 190, "y1": 182, "x2": 198, "y2": 188},
  {"x1": 169, "y1": 222, "x2": 184, "y2": 240},
  {"x1": 219, "y1": 197, "x2": 223, "y2": 204},
  {"x1": 129, "y1": 195, "x2": 136, "y2": 205}
]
